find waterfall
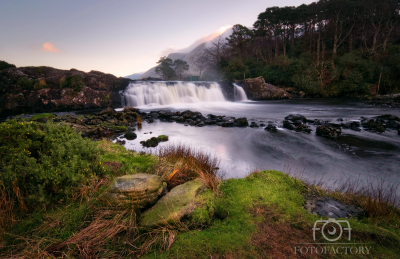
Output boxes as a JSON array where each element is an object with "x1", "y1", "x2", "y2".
[
  {"x1": 123, "y1": 81, "x2": 227, "y2": 107},
  {"x1": 233, "y1": 83, "x2": 248, "y2": 101}
]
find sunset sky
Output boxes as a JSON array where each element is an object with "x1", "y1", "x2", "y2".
[{"x1": 0, "y1": 0, "x2": 314, "y2": 77}]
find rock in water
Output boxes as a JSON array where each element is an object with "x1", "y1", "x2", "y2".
[
  {"x1": 316, "y1": 125, "x2": 341, "y2": 138},
  {"x1": 124, "y1": 131, "x2": 137, "y2": 140},
  {"x1": 243, "y1": 76, "x2": 290, "y2": 100},
  {"x1": 100, "y1": 174, "x2": 167, "y2": 208},
  {"x1": 140, "y1": 178, "x2": 206, "y2": 228}
]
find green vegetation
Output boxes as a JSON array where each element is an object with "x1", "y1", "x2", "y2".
[
  {"x1": 17, "y1": 77, "x2": 48, "y2": 90},
  {"x1": 98, "y1": 139, "x2": 156, "y2": 174},
  {"x1": 17, "y1": 77, "x2": 35, "y2": 90},
  {"x1": 0, "y1": 119, "x2": 106, "y2": 212},
  {"x1": 201, "y1": 0, "x2": 400, "y2": 96},
  {"x1": 147, "y1": 171, "x2": 400, "y2": 258},
  {"x1": 1, "y1": 117, "x2": 399, "y2": 258},
  {"x1": 33, "y1": 78, "x2": 47, "y2": 90},
  {"x1": 31, "y1": 113, "x2": 56, "y2": 121},
  {"x1": 0, "y1": 60, "x2": 16, "y2": 70},
  {"x1": 155, "y1": 57, "x2": 189, "y2": 80},
  {"x1": 60, "y1": 74, "x2": 85, "y2": 91},
  {"x1": 157, "y1": 135, "x2": 168, "y2": 141}
]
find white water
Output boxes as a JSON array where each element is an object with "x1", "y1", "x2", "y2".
[
  {"x1": 123, "y1": 81, "x2": 227, "y2": 107},
  {"x1": 233, "y1": 83, "x2": 248, "y2": 101}
]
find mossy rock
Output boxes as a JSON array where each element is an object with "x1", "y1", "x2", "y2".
[
  {"x1": 157, "y1": 135, "x2": 168, "y2": 142},
  {"x1": 124, "y1": 132, "x2": 137, "y2": 140},
  {"x1": 100, "y1": 173, "x2": 167, "y2": 208},
  {"x1": 140, "y1": 137, "x2": 160, "y2": 147},
  {"x1": 140, "y1": 178, "x2": 206, "y2": 228},
  {"x1": 31, "y1": 113, "x2": 56, "y2": 122}
]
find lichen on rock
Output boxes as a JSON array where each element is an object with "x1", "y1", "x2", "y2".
[{"x1": 140, "y1": 178, "x2": 206, "y2": 228}]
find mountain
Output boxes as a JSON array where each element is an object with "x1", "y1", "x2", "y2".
[
  {"x1": 124, "y1": 72, "x2": 143, "y2": 80},
  {"x1": 139, "y1": 28, "x2": 233, "y2": 80}
]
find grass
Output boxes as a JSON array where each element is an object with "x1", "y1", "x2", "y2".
[
  {"x1": 154, "y1": 144, "x2": 220, "y2": 192},
  {"x1": 98, "y1": 139, "x2": 156, "y2": 174},
  {"x1": 1, "y1": 134, "x2": 400, "y2": 258},
  {"x1": 144, "y1": 171, "x2": 400, "y2": 258}
]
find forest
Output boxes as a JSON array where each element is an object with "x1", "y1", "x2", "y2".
[{"x1": 199, "y1": 0, "x2": 400, "y2": 96}]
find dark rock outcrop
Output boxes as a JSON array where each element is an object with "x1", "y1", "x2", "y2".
[
  {"x1": 341, "y1": 121, "x2": 361, "y2": 131},
  {"x1": 283, "y1": 114, "x2": 311, "y2": 133},
  {"x1": 0, "y1": 66, "x2": 131, "y2": 117},
  {"x1": 316, "y1": 125, "x2": 342, "y2": 138},
  {"x1": 265, "y1": 124, "x2": 278, "y2": 132},
  {"x1": 241, "y1": 76, "x2": 291, "y2": 100}
]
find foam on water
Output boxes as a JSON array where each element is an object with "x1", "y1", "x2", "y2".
[{"x1": 123, "y1": 81, "x2": 227, "y2": 107}]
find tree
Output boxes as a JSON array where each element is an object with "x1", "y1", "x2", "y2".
[
  {"x1": 172, "y1": 59, "x2": 189, "y2": 80},
  {"x1": 189, "y1": 52, "x2": 209, "y2": 78},
  {"x1": 155, "y1": 57, "x2": 175, "y2": 80}
]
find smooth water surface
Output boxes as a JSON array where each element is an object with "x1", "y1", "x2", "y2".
[{"x1": 118, "y1": 99, "x2": 400, "y2": 192}]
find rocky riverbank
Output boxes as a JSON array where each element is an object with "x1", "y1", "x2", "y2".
[
  {"x1": 0, "y1": 66, "x2": 131, "y2": 117},
  {"x1": 20, "y1": 107, "x2": 400, "y2": 145}
]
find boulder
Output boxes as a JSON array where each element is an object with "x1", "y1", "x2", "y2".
[
  {"x1": 341, "y1": 121, "x2": 361, "y2": 131},
  {"x1": 124, "y1": 131, "x2": 137, "y2": 140},
  {"x1": 265, "y1": 124, "x2": 278, "y2": 132},
  {"x1": 140, "y1": 178, "x2": 206, "y2": 228},
  {"x1": 362, "y1": 119, "x2": 386, "y2": 133},
  {"x1": 283, "y1": 114, "x2": 311, "y2": 133},
  {"x1": 100, "y1": 174, "x2": 167, "y2": 208},
  {"x1": 140, "y1": 137, "x2": 160, "y2": 147},
  {"x1": 242, "y1": 76, "x2": 291, "y2": 100},
  {"x1": 249, "y1": 122, "x2": 259, "y2": 128},
  {"x1": 316, "y1": 125, "x2": 341, "y2": 138},
  {"x1": 233, "y1": 117, "x2": 249, "y2": 127}
]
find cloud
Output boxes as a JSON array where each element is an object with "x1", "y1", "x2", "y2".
[
  {"x1": 41, "y1": 42, "x2": 60, "y2": 53},
  {"x1": 160, "y1": 25, "x2": 232, "y2": 56}
]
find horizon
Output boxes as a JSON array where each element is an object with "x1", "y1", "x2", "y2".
[{"x1": 0, "y1": 0, "x2": 314, "y2": 77}]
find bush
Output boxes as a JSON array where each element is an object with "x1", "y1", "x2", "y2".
[
  {"x1": 33, "y1": 78, "x2": 47, "y2": 90},
  {"x1": 0, "y1": 119, "x2": 105, "y2": 211},
  {"x1": 0, "y1": 60, "x2": 16, "y2": 71},
  {"x1": 60, "y1": 74, "x2": 85, "y2": 91},
  {"x1": 17, "y1": 77, "x2": 34, "y2": 90}
]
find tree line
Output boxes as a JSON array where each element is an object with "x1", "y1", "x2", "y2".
[
  {"x1": 190, "y1": 0, "x2": 400, "y2": 96},
  {"x1": 155, "y1": 57, "x2": 189, "y2": 80}
]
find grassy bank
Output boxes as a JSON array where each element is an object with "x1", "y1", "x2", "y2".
[{"x1": 1, "y1": 118, "x2": 400, "y2": 258}]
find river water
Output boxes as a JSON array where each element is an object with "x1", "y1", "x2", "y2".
[{"x1": 117, "y1": 98, "x2": 400, "y2": 193}]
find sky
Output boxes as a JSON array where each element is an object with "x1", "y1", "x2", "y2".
[{"x1": 0, "y1": 0, "x2": 315, "y2": 77}]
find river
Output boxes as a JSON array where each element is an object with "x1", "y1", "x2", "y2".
[{"x1": 116, "y1": 93, "x2": 400, "y2": 193}]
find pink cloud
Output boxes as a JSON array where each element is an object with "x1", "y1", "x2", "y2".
[{"x1": 41, "y1": 42, "x2": 60, "y2": 53}]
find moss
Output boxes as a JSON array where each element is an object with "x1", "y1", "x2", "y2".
[
  {"x1": 98, "y1": 140, "x2": 156, "y2": 174},
  {"x1": 124, "y1": 131, "x2": 137, "y2": 140},
  {"x1": 157, "y1": 135, "x2": 169, "y2": 142},
  {"x1": 31, "y1": 113, "x2": 55, "y2": 121},
  {"x1": 145, "y1": 171, "x2": 400, "y2": 258}
]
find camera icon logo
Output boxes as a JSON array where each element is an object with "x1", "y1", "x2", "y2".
[{"x1": 313, "y1": 218, "x2": 352, "y2": 242}]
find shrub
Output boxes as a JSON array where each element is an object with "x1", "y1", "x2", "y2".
[
  {"x1": 33, "y1": 78, "x2": 47, "y2": 90},
  {"x1": 17, "y1": 77, "x2": 34, "y2": 90},
  {"x1": 0, "y1": 119, "x2": 105, "y2": 213},
  {"x1": 0, "y1": 60, "x2": 16, "y2": 70},
  {"x1": 60, "y1": 74, "x2": 85, "y2": 91}
]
